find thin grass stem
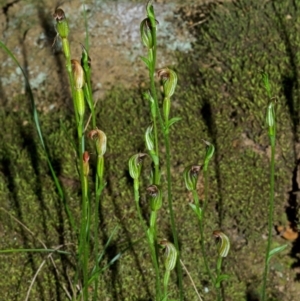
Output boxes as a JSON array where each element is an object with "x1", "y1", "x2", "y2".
[
  {"x1": 261, "y1": 73, "x2": 276, "y2": 301},
  {"x1": 133, "y1": 180, "x2": 162, "y2": 300},
  {"x1": 164, "y1": 133, "x2": 183, "y2": 300},
  {"x1": 261, "y1": 135, "x2": 275, "y2": 301},
  {"x1": 192, "y1": 189, "x2": 214, "y2": 285}
]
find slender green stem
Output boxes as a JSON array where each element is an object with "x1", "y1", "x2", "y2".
[
  {"x1": 61, "y1": 38, "x2": 79, "y2": 126},
  {"x1": 203, "y1": 167, "x2": 209, "y2": 214},
  {"x1": 148, "y1": 47, "x2": 160, "y2": 185},
  {"x1": 147, "y1": 9, "x2": 160, "y2": 186},
  {"x1": 52, "y1": 37, "x2": 77, "y2": 234},
  {"x1": 146, "y1": 4, "x2": 183, "y2": 299},
  {"x1": 81, "y1": 24, "x2": 98, "y2": 300},
  {"x1": 93, "y1": 165, "x2": 103, "y2": 301},
  {"x1": 164, "y1": 133, "x2": 183, "y2": 300},
  {"x1": 84, "y1": 83, "x2": 96, "y2": 129},
  {"x1": 261, "y1": 135, "x2": 275, "y2": 301},
  {"x1": 192, "y1": 189, "x2": 214, "y2": 285},
  {"x1": 148, "y1": 44, "x2": 183, "y2": 297},
  {"x1": 75, "y1": 120, "x2": 89, "y2": 301},
  {"x1": 133, "y1": 181, "x2": 148, "y2": 237},
  {"x1": 203, "y1": 166, "x2": 223, "y2": 299},
  {"x1": 163, "y1": 271, "x2": 170, "y2": 299},
  {"x1": 80, "y1": 177, "x2": 89, "y2": 300},
  {"x1": 216, "y1": 256, "x2": 222, "y2": 301},
  {"x1": 148, "y1": 19, "x2": 184, "y2": 299},
  {"x1": 61, "y1": 39, "x2": 86, "y2": 294},
  {"x1": 146, "y1": 13, "x2": 163, "y2": 300},
  {"x1": 152, "y1": 115, "x2": 160, "y2": 184},
  {"x1": 133, "y1": 180, "x2": 162, "y2": 300}
]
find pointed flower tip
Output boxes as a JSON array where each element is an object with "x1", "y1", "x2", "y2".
[
  {"x1": 146, "y1": 0, "x2": 156, "y2": 20},
  {"x1": 146, "y1": 0, "x2": 154, "y2": 9},
  {"x1": 213, "y1": 230, "x2": 230, "y2": 258}
]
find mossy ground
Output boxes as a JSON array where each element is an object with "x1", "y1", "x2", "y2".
[{"x1": 1, "y1": 0, "x2": 300, "y2": 300}]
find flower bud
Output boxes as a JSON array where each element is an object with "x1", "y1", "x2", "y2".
[
  {"x1": 157, "y1": 68, "x2": 177, "y2": 99},
  {"x1": 213, "y1": 230, "x2": 230, "y2": 258},
  {"x1": 71, "y1": 59, "x2": 85, "y2": 117},
  {"x1": 75, "y1": 89, "x2": 85, "y2": 118},
  {"x1": 160, "y1": 240, "x2": 177, "y2": 271},
  {"x1": 83, "y1": 151, "x2": 90, "y2": 177},
  {"x1": 183, "y1": 165, "x2": 201, "y2": 191},
  {"x1": 71, "y1": 59, "x2": 85, "y2": 90},
  {"x1": 203, "y1": 140, "x2": 215, "y2": 171},
  {"x1": 146, "y1": 1, "x2": 156, "y2": 26},
  {"x1": 266, "y1": 101, "x2": 276, "y2": 137},
  {"x1": 143, "y1": 91, "x2": 156, "y2": 118},
  {"x1": 53, "y1": 8, "x2": 69, "y2": 39},
  {"x1": 147, "y1": 185, "x2": 162, "y2": 211},
  {"x1": 128, "y1": 153, "x2": 147, "y2": 180},
  {"x1": 140, "y1": 18, "x2": 153, "y2": 49},
  {"x1": 145, "y1": 125, "x2": 154, "y2": 151},
  {"x1": 81, "y1": 44, "x2": 91, "y2": 69},
  {"x1": 145, "y1": 125, "x2": 159, "y2": 166},
  {"x1": 88, "y1": 129, "x2": 107, "y2": 157}
]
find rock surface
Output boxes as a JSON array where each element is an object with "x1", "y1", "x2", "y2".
[{"x1": 0, "y1": 0, "x2": 220, "y2": 111}]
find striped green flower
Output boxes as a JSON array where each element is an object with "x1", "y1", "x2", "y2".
[
  {"x1": 183, "y1": 165, "x2": 201, "y2": 191},
  {"x1": 128, "y1": 153, "x2": 147, "y2": 180},
  {"x1": 213, "y1": 231, "x2": 230, "y2": 258},
  {"x1": 160, "y1": 240, "x2": 177, "y2": 271}
]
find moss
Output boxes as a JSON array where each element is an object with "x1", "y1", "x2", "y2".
[{"x1": 1, "y1": 0, "x2": 300, "y2": 300}]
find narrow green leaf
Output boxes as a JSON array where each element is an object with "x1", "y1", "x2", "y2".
[
  {"x1": 215, "y1": 274, "x2": 230, "y2": 287},
  {"x1": 89, "y1": 226, "x2": 119, "y2": 283},
  {"x1": 188, "y1": 203, "x2": 202, "y2": 220},
  {"x1": 140, "y1": 56, "x2": 150, "y2": 68},
  {"x1": 150, "y1": 152, "x2": 159, "y2": 166},
  {"x1": 217, "y1": 274, "x2": 229, "y2": 281},
  {"x1": 147, "y1": 228, "x2": 154, "y2": 245},
  {"x1": 267, "y1": 244, "x2": 288, "y2": 264},
  {"x1": 167, "y1": 117, "x2": 181, "y2": 128},
  {"x1": 0, "y1": 248, "x2": 70, "y2": 255},
  {"x1": 165, "y1": 117, "x2": 182, "y2": 133},
  {"x1": 261, "y1": 72, "x2": 271, "y2": 99}
]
